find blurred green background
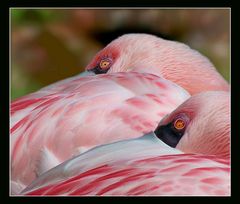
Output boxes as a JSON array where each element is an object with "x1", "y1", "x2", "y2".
[{"x1": 11, "y1": 9, "x2": 230, "y2": 100}]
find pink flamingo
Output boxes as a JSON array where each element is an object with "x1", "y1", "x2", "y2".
[
  {"x1": 11, "y1": 72, "x2": 190, "y2": 194},
  {"x1": 10, "y1": 34, "x2": 229, "y2": 194},
  {"x1": 21, "y1": 91, "x2": 230, "y2": 196},
  {"x1": 85, "y1": 34, "x2": 229, "y2": 95}
]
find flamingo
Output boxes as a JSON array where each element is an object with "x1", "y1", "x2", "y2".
[
  {"x1": 21, "y1": 91, "x2": 230, "y2": 196},
  {"x1": 11, "y1": 72, "x2": 190, "y2": 194},
  {"x1": 85, "y1": 33, "x2": 229, "y2": 95},
  {"x1": 10, "y1": 33, "x2": 229, "y2": 194}
]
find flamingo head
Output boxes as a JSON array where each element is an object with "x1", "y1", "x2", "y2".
[
  {"x1": 154, "y1": 91, "x2": 230, "y2": 158},
  {"x1": 85, "y1": 33, "x2": 229, "y2": 95}
]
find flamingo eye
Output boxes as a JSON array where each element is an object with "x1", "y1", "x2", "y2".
[
  {"x1": 88, "y1": 57, "x2": 112, "y2": 74},
  {"x1": 173, "y1": 119, "x2": 185, "y2": 130},
  {"x1": 99, "y1": 59, "x2": 112, "y2": 69}
]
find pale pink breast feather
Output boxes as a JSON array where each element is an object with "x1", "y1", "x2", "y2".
[{"x1": 10, "y1": 72, "x2": 190, "y2": 193}]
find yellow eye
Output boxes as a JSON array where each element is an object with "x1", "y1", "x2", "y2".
[
  {"x1": 99, "y1": 59, "x2": 111, "y2": 69},
  {"x1": 174, "y1": 119, "x2": 185, "y2": 130}
]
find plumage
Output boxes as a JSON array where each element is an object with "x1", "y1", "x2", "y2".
[
  {"x1": 11, "y1": 72, "x2": 189, "y2": 194},
  {"x1": 21, "y1": 91, "x2": 230, "y2": 196},
  {"x1": 11, "y1": 33, "x2": 229, "y2": 195}
]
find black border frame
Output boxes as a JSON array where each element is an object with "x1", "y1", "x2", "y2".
[{"x1": 1, "y1": 0, "x2": 238, "y2": 202}]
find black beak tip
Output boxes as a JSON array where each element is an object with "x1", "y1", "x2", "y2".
[{"x1": 154, "y1": 124, "x2": 183, "y2": 148}]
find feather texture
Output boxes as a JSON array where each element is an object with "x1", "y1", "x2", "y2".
[
  {"x1": 11, "y1": 72, "x2": 190, "y2": 193},
  {"x1": 22, "y1": 134, "x2": 230, "y2": 196}
]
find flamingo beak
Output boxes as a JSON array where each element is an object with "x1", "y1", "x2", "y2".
[
  {"x1": 87, "y1": 66, "x2": 110, "y2": 74},
  {"x1": 154, "y1": 124, "x2": 184, "y2": 148}
]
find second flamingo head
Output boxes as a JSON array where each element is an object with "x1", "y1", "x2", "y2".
[{"x1": 155, "y1": 91, "x2": 230, "y2": 158}]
